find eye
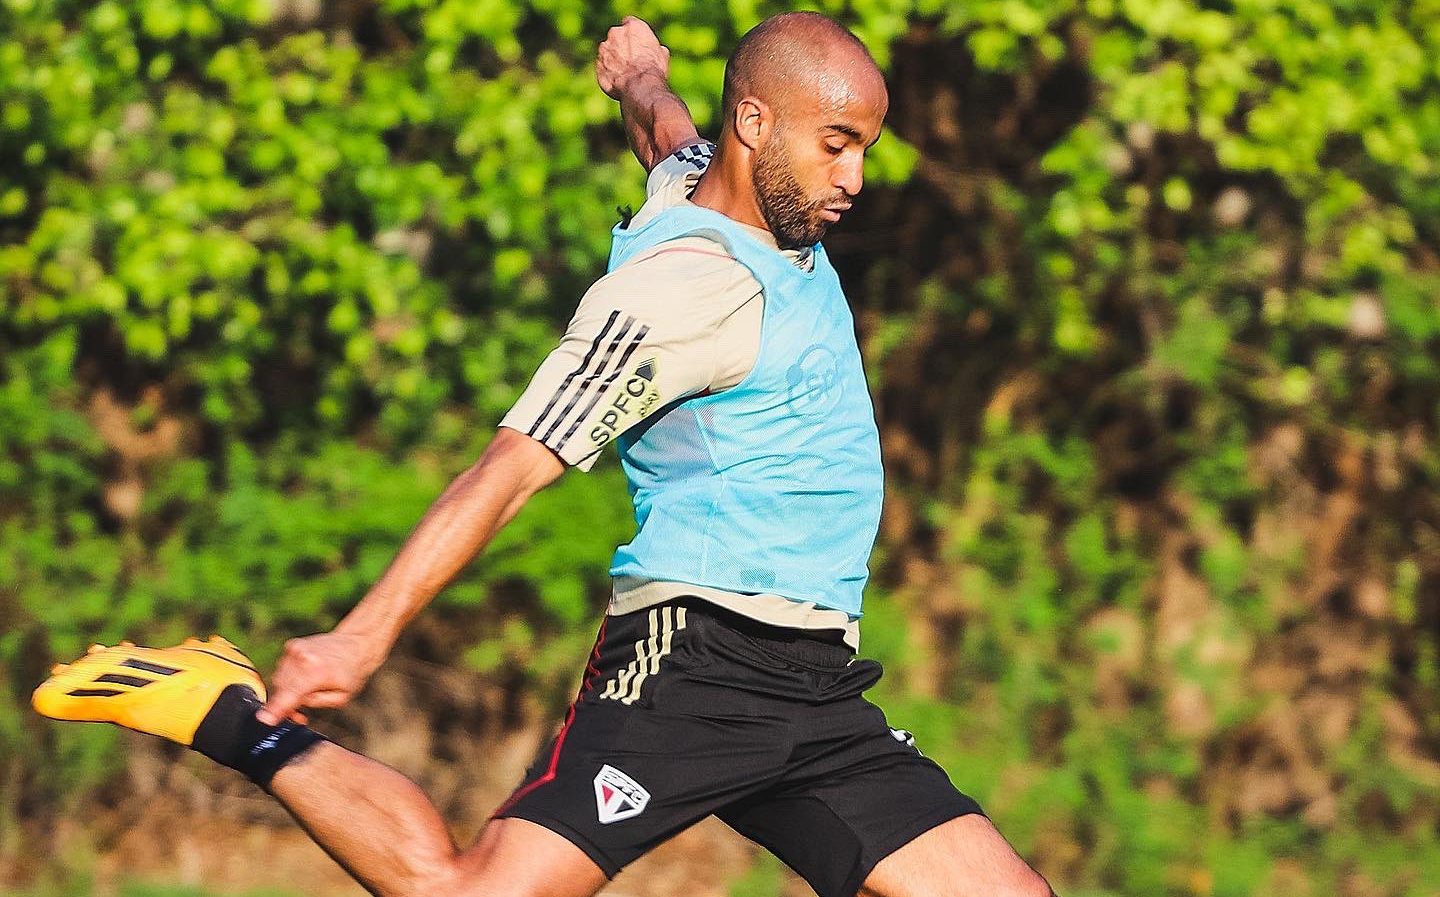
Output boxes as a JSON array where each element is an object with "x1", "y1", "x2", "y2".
[{"x1": 824, "y1": 142, "x2": 845, "y2": 155}]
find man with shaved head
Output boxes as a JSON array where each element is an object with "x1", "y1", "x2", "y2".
[
  {"x1": 36, "y1": 12, "x2": 1055, "y2": 897},
  {"x1": 707, "y1": 12, "x2": 887, "y2": 249}
]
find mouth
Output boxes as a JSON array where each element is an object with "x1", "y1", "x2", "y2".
[{"x1": 819, "y1": 206, "x2": 849, "y2": 222}]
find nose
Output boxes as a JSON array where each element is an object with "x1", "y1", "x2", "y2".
[{"x1": 834, "y1": 152, "x2": 864, "y2": 198}]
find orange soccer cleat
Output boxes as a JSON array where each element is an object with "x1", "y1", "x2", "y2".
[{"x1": 32, "y1": 635, "x2": 266, "y2": 746}]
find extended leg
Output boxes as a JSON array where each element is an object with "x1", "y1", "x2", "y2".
[
  {"x1": 269, "y1": 742, "x2": 607, "y2": 897},
  {"x1": 33, "y1": 639, "x2": 606, "y2": 897}
]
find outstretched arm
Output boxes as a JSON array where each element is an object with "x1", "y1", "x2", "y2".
[
  {"x1": 597, "y1": 16, "x2": 703, "y2": 172},
  {"x1": 257, "y1": 428, "x2": 563, "y2": 724}
]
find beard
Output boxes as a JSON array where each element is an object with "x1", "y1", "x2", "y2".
[{"x1": 751, "y1": 132, "x2": 837, "y2": 250}]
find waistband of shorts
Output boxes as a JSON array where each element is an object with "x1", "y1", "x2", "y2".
[{"x1": 671, "y1": 597, "x2": 854, "y2": 668}]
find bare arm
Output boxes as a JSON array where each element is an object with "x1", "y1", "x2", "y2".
[
  {"x1": 596, "y1": 16, "x2": 703, "y2": 172},
  {"x1": 258, "y1": 428, "x2": 563, "y2": 724}
]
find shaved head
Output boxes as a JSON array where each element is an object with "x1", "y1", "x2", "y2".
[
  {"x1": 721, "y1": 12, "x2": 884, "y2": 121},
  {"x1": 695, "y1": 12, "x2": 889, "y2": 249}
]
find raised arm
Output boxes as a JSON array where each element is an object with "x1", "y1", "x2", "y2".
[
  {"x1": 596, "y1": 16, "x2": 704, "y2": 171},
  {"x1": 257, "y1": 429, "x2": 563, "y2": 724}
]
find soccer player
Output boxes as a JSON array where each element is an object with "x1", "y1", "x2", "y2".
[{"x1": 35, "y1": 13, "x2": 1055, "y2": 897}]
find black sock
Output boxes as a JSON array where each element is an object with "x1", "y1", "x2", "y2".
[{"x1": 191, "y1": 684, "x2": 326, "y2": 790}]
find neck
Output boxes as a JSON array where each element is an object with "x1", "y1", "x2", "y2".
[{"x1": 688, "y1": 143, "x2": 770, "y2": 235}]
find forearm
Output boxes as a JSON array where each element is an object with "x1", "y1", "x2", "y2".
[
  {"x1": 335, "y1": 432, "x2": 560, "y2": 648},
  {"x1": 619, "y1": 72, "x2": 701, "y2": 171}
]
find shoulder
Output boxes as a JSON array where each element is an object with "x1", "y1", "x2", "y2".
[{"x1": 582, "y1": 235, "x2": 760, "y2": 322}]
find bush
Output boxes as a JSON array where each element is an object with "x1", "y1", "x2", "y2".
[{"x1": 2, "y1": 1, "x2": 1437, "y2": 895}]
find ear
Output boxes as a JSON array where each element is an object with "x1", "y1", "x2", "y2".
[{"x1": 731, "y1": 96, "x2": 771, "y2": 152}]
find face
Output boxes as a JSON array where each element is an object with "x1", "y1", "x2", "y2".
[{"x1": 749, "y1": 66, "x2": 888, "y2": 249}]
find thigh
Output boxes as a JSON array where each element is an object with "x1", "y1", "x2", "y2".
[
  {"x1": 494, "y1": 605, "x2": 791, "y2": 877},
  {"x1": 858, "y1": 815, "x2": 1053, "y2": 897},
  {"x1": 720, "y1": 699, "x2": 984, "y2": 897},
  {"x1": 455, "y1": 816, "x2": 610, "y2": 897}
]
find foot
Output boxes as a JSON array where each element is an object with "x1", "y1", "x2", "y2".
[{"x1": 33, "y1": 635, "x2": 267, "y2": 746}]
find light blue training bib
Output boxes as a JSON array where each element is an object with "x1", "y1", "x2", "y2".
[{"x1": 605, "y1": 204, "x2": 884, "y2": 617}]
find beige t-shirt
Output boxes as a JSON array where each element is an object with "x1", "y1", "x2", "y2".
[{"x1": 500, "y1": 143, "x2": 859, "y2": 647}]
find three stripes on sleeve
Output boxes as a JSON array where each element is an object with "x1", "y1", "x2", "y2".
[{"x1": 518, "y1": 309, "x2": 652, "y2": 460}]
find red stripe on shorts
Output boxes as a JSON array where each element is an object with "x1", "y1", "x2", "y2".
[{"x1": 492, "y1": 616, "x2": 610, "y2": 818}]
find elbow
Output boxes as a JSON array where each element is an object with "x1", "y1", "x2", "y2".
[{"x1": 479, "y1": 428, "x2": 567, "y2": 498}]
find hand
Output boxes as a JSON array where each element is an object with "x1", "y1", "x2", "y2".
[
  {"x1": 256, "y1": 630, "x2": 388, "y2": 726},
  {"x1": 596, "y1": 16, "x2": 671, "y2": 100}
]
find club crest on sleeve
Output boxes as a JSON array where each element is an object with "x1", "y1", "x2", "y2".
[
  {"x1": 593, "y1": 763, "x2": 650, "y2": 824},
  {"x1": 589, "y1": 357, "x2": 662, "y2": 448}
]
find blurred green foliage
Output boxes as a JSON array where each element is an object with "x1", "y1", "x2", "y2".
[{"x1": 2, "y1": 1, "x2": 1438, "y2": 896}]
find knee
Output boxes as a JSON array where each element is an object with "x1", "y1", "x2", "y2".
[
  {"x1": 861, "y1": 866, "x2": 1056, "y2": 897},
  {"x1": 427, "y1": 868, "x2": 555, "y2": 897},
  {"x1": 391, "y1": 861, "x2": 465, "y2": 897},
  {"x1": 1006, "y1": 872, "x2": 1056, "y2": 897},
  {"x1": 961, "y1": 867, "x2": 1052, "y2": 897},
  {"x1": 387, "y1": 853, "x2": 520, "y2": 897}
]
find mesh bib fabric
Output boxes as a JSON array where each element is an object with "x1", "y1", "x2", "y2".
[{"x1": 605, "y1": 205, "x2": 883, "y2": 616}]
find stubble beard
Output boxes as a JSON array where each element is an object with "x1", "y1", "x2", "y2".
[{"x1": 752, "y1": 132, "x2": 831, "y2": 250}]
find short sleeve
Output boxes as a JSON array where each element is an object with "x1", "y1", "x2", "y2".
[
  {"x1": 628, "y1": 142, "x2": 715, "y2": 231},
  {"x1": 647, "y1": 142, "x2": 714, "y2": 196},
  {"x1": 498, "y1": 236, "x2": 760, "y2": 471}
]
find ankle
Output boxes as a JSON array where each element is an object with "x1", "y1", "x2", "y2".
[{"x1": 191, "y1": 684, "x2": 326, "y2": 789}]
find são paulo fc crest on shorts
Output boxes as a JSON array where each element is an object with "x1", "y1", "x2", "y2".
[{"x1": 594, "y1": 764, "x2": 650, "y2": 824}]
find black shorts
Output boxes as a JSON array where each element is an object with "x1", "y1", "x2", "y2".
[{"x1": 493, "y1": 598, "x2": 983, "y2": 897}]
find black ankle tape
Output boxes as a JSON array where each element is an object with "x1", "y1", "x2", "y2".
[
  {"x1": 192, "y1": 684, "x2": 326, "y2": 789},
  {"x1": 243, "y1": 720, "x2": 326, "y2": 790}
]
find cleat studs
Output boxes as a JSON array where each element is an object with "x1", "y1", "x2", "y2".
[
  {"x1": 51, "y1": 664, "x2": 68, "y2": 675},
  {"x1": 120, "y1": 641, "x2": 135, "y2": 648},
  {"x1": 87, "y1": 644, "x2": 104, "y2": 654}
]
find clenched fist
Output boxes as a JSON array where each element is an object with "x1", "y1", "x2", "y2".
[
  {"x1": 257, "y1": 630, "x2": 388, "y2": 725},
  {"x1": 596, "y1": 16, "x2": 671, "y2": 100}
]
